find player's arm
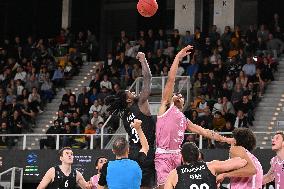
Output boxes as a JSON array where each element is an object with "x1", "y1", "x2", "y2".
[
  {"x1": 207, "y1": 157, "x2": 247, "y2": 175},
  {"x1": 164, "y1": 169, "x2": 178, "y2": 189},
  {"x1": 137, "y1": 52, "x2": 152, "y2": 106},
  {"x1": 76, "y1": 171, "x2": 92, "y2": 189},
  {"x1": 158, "y1": 45, "x2": 193, "y2": 116},
  {"x1": 187, "y1": 119, "x2": 235, "y2": 145},
  {"x1": 131, "y1": 119, "x2": 149, "y2": 155},
  {"x1": 220, "y1": 146, "x2": 257, "y2": 178},
  {"x1": 37, "y1": 167, "x2": 55, "y2": 189},
  {"x1": 97, "y1": 163, "x2": 108, "y2": 189},
  {"x1": 263, "y1": 160, "x2": 275, "y2": 185}
]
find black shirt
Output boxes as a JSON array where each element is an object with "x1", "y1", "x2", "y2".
[
  {"x1": 47, "y1": 166, "x2": 77, "y2": 189},
  {"x1": 175, "y1": 161, "x2": 216, "y2": 189},
  {"x1": 122, "y1": 103, "x2": 155, "y2": 147}
]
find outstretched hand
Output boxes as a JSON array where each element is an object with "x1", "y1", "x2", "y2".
[
  {"x1": 131, "y1": 119, "x2": 142, "y2": 130},
  {"x1": 136, "y1": 52, "x2": 146, "y2": 63},
  {"x1": 176, "y1": 45, "x2": 193, "y2": 61}
]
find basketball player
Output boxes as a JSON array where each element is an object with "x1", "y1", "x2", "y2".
[
  {"x1": 37, "y1": 147, "x2": 92, "y2": 189},
  {"x1": 165, "y1": 142, "x2": 248, "y2": 189},
  {"x1": 155, "y1": 45, "x2": 235, "y2": 188},
  {"x1": 90, "y1": 156, "x2": 108, "y2": 189},
  {"x1": 263, "y1": 131, "x2": 284, "y2": 189},
  {"x1": 105, "y1": 52, "x2": 155, "y2": 188},
  {"x1": 217, "y1": 128, "x2": 263, "y2": 189}
]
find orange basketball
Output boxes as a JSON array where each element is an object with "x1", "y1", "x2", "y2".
[{"x1": 137, "y1": 0, "x2": 158, "y2": 17}]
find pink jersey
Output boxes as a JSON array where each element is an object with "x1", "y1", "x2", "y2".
[
  {"x1": 271, "y1": 156, "x2": 284, "y2": 189},
  {"x1": 231, "y1": 150, "x2": 263, "y2": 189},
  {"x1": 156, "y1": 104, "x2": 187, "y2": 150},
  {"x1": 90, "y1": 175, "x2": 99, "y2": 189}
]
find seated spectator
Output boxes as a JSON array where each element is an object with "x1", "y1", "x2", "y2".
[
  {"x1": 196, "y1": 94, "x2": 210, "y2": 117},
  {"x1": 235, "y1": 95, "x2": 254, "y2": 126},
  {"x1": 212, "y1": 111, "x2": 226, "y2": 131},
  {"x1": 84, "y1": 123, "x2": 96, "y2": 148},
  {"x1": 234, "y1": 110, "x2": 248, "y2": 128},
  {"x1": 70, "y1": 112, "x2": 83, "y2": 134},
  {"x1": 222, "y1": 121, "x2": 235, "y2": 132},
  {"x1": 89, "y1": 100, "x2": 102, "y2": 115},
  {"x1": 91, "y1": 111, "x2": 104, "y2": 128},
  {"x1": 61, "y1": 122, "x2": 75, "y2": 147},
  {"x1": 235, "y1": 71, "x2": 248, "y2": 89},
  {"x1": 242, "y1": 57, "x2": 256, "y2": 79},
  {"x1": 25, "y1": 75, "x2": 39, "y2": 93},
  {"x1": 100, "y1": 74, "x2": 112, "y2": 90},
  {"x1": 231, "y1": 83, "x2": 244, "y2": 104},
  {"x1": 132, "y1": 63, "x2": 142, "y2": 80},
  {"x1": 0, "y1": 122, "x2": 10, "y2": 147},
  {"x1": 186, "y1": 58, "x2": 199, "y2": 78},
  {"x1": 212, "y1": 97, "x2": 223, "y2": 114},
  {"x1": 219, "y1": 82, "x2": 232, "y2": 99},
  {"x1": 15, "y1": 79, "x2": 24, "y2": 96},
  {"x1": 9, "y1": 110, "x2": 23, "y2": 134},
  {"x1": 28, "y1": 87, "x2": 43, "y2": 113},
  {"x1": 251, "y1": 68, "x2": 265, "y2": 97},
  {"x1": 67, "y1": 95, "x2": 79, "y2": 114},
  {"x1": 52, "y1": 66, "x2": 65, "y2": 89},
  {"x1": 89, "y1": 73, "x2": 101, "y2": 91},
  {"x1": 97, "y1": 86, "x2": 110, "y2": 101},
  {"x1": 89, "y1": 87, "x2": 98, "y2": 104},
  {"x1": 225, "y1": 75, "x2": 234, "y2": 91},
  {"x1": 77, "y1": 86, "x2": 89, "y2": 106},
  {"x1": 40, "y1": 76, "x2": 54, "y2": 103},
  {"x1": 14, "y1": 66, "x2": 27, "y2": 82},
  {"x1": 222, "y1": 96, "x2": 235, "y2": 122},
  {"x1": 210, "y1": 48, "x2": 221, "y2": 65},
  {"x1": 266, "y1": 33, "x2": 284, "y2": 58},
  {"x1": 39, "y1": 120, "x2": 61, "y2": 149},
  {"x1": 5, "y1": 88, "x2": 16, "y2": 105},
  {"x1": 20, "y1": 98, "x2": 36, "y2": 131}
]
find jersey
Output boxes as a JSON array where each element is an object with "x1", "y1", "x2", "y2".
[
  {"x1": 156, "y1": 104, "x2": 187, "y2": 150},
  {"x1": 122, "y1": 103, "x2": 155, "y2": 147},
  {"x1": 271, "y1": 156, "x2": 284, "y2": 189},
  {"x1": 90, "y1": 175, "x2": 99, "y2": 189},
  {"x1": 231, "y1": 150, "x2": 263, "y2": 189},
  {"x1": 47, "y1": 166, "x2": 77, "y2": 189},
  {"x1": 175, "y1": 161, "x2": 216, "y2": 189}
]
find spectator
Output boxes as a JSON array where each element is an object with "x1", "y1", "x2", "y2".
[
  {"x1": 70, "y1": 112, "x2": 83, "y2": 134},
  {"x1": 14, "y1": 66, "x2": 27, "y2": 82},
  {"x1": 91, "y1": 111, "x2": 104, "y2": 128},
  {"x1": 28, "y1": 87, "x2": 43, "y2": 113},
  {"x1": 212, "y1": 111, "x2": 226, "y2": 131},
  {"x1": 89, "y1": 87, "x2": 98, "y2": 104},
  {"x1": 100, "y1": 74, "x2": 112, "y2": 90},
  {"x1": 89, "y1": 100, "x2": 102, "y2": 115},
  {"x1": 196, "y1": 94, "x2": 210, "y2": 117},
  {"x1": 40, "y1": 76, "x2": 54, "y2": 103},
  {"x1": 40, "y1": 120, "x2": 60, "y2": 149},
  {"x1": 231, "y1": 83, "x2": 244, "y2": 104},
  {"x1": 242, "y1": 57, "x2": 256, "y2": 78},
  {"x1": 257, "y1": 24, "x2": 269, "y2": 42},
  {"x1": 51, "y1": 66, "x2": 65, "y2": 89},
  {"x1": 9, "y1": 110, "x2": 23, "y2": 134},
  {"x1": 212, "y1": 97, "x2": 223, "y2": 114},
  {"x1": 236, "y1": 71, "x2": 248, "y2": 89},
  {"x1": 266, "y1": 33, "x2": 284, "y2": 58},
  {"x1": 77, "y1": 86, "x2": 89, "y2": 106},
  {"x1": 234, "y1": 110, "x2": 248, "y2": 128},
  {"x1": 235, "y1": 95, "x2": 254, "y2": 126}
]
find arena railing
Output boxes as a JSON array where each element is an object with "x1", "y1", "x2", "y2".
[
  {"x1": 0, "y1": 167, "x2": 23, "y2": 189},
  {"x1": 0, "y1": 131, "x2": 274, "y2": 150}
]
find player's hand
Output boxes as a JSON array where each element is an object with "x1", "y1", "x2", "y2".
[
  {"x1": 216, "y1": 173, "x2": 226, "y2": 184},
  {"x1": 176, "y1": 45, "x2": 193, "y2": 61},
  {"x1": 136, "y1": 52, "x2": 146, "y2": 63},
  {"x1": 131, "y1": 119, "x2": 142, "y2": 130},
  {"x1": 85, "y1": 181, "x2": 93, "y2": 189},
  {"x1": 226, "y1": 138, "x2": 236, "y2": 145}
]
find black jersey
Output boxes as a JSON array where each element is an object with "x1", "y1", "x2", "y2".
[
  {"x1": 47, "y1": 166, "x2": 77, "y2": 189},
  {"x1": 175, "y1": 161, "x2": 217, "y2": 189},
  {"x1": 122, "y1": 103, "x2": 155, "y2": 147}
]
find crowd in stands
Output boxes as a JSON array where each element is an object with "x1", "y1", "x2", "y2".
[
  {"x1": 0, "y1": 28, "x2": 99, "y2": 148},
  {"x1": 1, "y1": 13, "x2": 284, "y2": 150}
]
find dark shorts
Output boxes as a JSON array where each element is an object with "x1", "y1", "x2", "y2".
[{"x1": 129, "y1": 145, "x2": 156, "y2": 187}]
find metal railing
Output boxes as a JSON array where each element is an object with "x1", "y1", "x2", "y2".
[
  {"x1": 0, "y1": 133, "x2": 128, "y2": 150},
  {"x1": 0, "y1": 131, "x2": 277, "y2": 150},
  {"x1": 0, "y1": 167, "x2": 23, "y2": 189}
]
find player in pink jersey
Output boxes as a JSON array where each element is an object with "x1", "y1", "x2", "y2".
[
  {"x1": 263, "y1": 131, "x2": 284, "y2": 189},
  {"x1": 155, "y1": 45, "x2": 234, "y2": 188},
  {"x1": 90, "y1": 156, "x2": 108, "y2": 189},
  {"x1": 217, "y1": 128, "x2": 263, "y2": 189}
]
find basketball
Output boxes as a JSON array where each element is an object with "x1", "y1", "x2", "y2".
[{"x1": 137, "y1": 0, "x2": 158, "y2": 17}]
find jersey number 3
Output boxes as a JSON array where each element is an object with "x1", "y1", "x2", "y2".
[
  {"x1": 131, "y1": 128, "x2": 140, "y2": 143},
  {"x1": 190, "y1": 183, "x2": 209, "y2": 189},
  {"x1": 65, "y1": 180, "x2": 69, "y2": 188}
]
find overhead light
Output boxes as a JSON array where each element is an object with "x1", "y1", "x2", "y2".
[{"x1": 42, "y1": 129, "x2": 46, "y2": 132}]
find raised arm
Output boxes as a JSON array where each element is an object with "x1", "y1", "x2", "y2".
[
  {"x1": 131, "y1": 119, "x2": 149, "y2": 155},
  {"x1": 37, "y1": 168, "x2": 54, "y2": 189},
  {"x1": 76, "y1": 171, "x2": 92, "y2": 189},
  {"x1": 158, "y1": 45, "x2": 193, "y2": 116},
  {"x1": 208, "y1": 157, "x2": 247, "y2": 175},
  {"x1": 218, "y1": 146, "x2": 256, "y2": 182},
  {"x1": 137, "y1": 52, "x2": 152, "y2": 105},
  {"x1": 263, "y1": 160, "x2": 275, "y2": 185},
  {"x1": 187, "y1": 119, "x2": 234, "y2": 145}
]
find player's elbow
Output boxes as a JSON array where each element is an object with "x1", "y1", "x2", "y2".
[{"x1": 239, "y1": 159, "x2": 248, "y2": 168}]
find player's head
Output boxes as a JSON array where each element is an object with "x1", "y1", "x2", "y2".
[
  {"x1": 59, "y1": 147, "x2": 74, "y2": 164},
  {"x1": 112, "y1": 137, "x2": 129, "y2": 157},
  {"x1": 95, "y1": 156, "x2": 108, "y2": 173},
  {"x1": 172, "y1": 92, "x2": 185, "y2": 110},
  {"x1": 232, "y1": 128, "x2": 256, "y2": 152},
  {"x1": 181, "y1": 142, "x2": 200, "y2": 164},
  {"x1": 105, "y1": 90, "x2": 137, "y2": 114},
  {"x1": 272, "y1": 131, "x2": 284, "y2": 152}
]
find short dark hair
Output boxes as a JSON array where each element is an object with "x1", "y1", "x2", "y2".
[
  {"x1": 58, "y1": 147, "x2": 72, "y2": 157},
  {"x1": 233, "y1": 128, "x2": 256, "y2": 152},
  {"x1": 95, "y1": 156, "x2": 107, "y2": 167},
  {"x1": 181, "y1": 142, "x2": 200, "y2": 163},
  {"x1": 276, "y1": 131, "x2": 284, "y2": 140},
  {"x1": 112, "y1": 137, "x2": 129, "y2": 156}
]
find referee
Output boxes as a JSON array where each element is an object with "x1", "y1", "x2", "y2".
[{"x1": 97, "y1": 119, "x2": 149, "y2": 189}]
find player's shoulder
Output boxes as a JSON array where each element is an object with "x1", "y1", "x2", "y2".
[{"x1": 230, "y1": 145, "x2": 246, "y2": 154}]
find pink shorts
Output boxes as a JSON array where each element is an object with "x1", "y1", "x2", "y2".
[{"x1": 155, "y1": 152, "x2": 182, "y2": 186}]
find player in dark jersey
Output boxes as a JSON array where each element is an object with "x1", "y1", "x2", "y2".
[
  {"x1": 164, "y1": 142, "x2": 248, "y2": 189},
  {"x1": 105, "y1": 52, "x2": 155, "y2": 188},
  {"x1": 37, "y1": 147, "x2": 92, "y2": 189}
]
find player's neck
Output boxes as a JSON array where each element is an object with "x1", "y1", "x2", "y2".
[
  {"x1": 116, "y1": 154, "x2": 128, "y2": 159},
  {"x1": 276, "y1": 148, "x2": 284, "y2": 160},
  {"x1": 60, "y1": 163, "x2": 71, "y2": 174}
]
